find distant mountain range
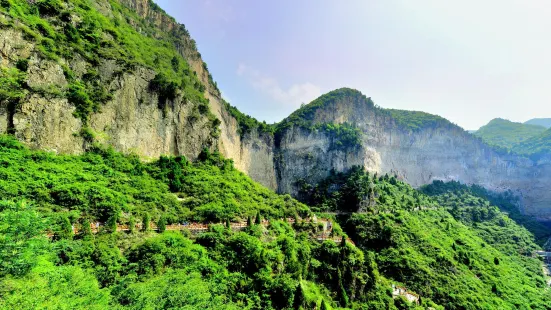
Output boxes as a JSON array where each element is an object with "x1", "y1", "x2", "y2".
[{"x1": 525, "y1": 118, "x2": 551, "y2": 128}]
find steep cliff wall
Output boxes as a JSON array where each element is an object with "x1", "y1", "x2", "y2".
[
  {"x1": 1, "y1": 1, "x2": 549, "y2": 218},
  {"x1": 0, "y1": 0, "x2": 277, "y2": 188},
  {"x1": 274, "y1": 89, "x2": 551, "y2": 219},
  {"x1": 112, "y1": 0, "x2": 278, "y2": 188}
]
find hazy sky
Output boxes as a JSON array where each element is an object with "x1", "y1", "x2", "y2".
[{"x1": 155, "y1": 0, "x2": 551, "y2": 130}]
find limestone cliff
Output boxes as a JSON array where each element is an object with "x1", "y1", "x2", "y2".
[
  {"x1": 1, "y1": 0, "x2": 550, "y2": 219},
  {"x1": 274, "y1": 89, "x2": 551, "y2": 220},
  {"x1": 0, "y1": 0, "x2": 277, "y2": 188}
]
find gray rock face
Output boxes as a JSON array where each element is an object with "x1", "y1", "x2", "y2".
[
  {"x1": 273, "y1": 93, "x2": 551, "y2": 220},
  {"x1": 89, "y1": 67, "x2": 214, "y2": 160},
  {"x1": 13, "y1": 94, "x2": 82, "y2": 153},
  {"x1": 26, "y1": 58, "x2": 67, "y2": 90},
  {"x1": 1, "y1": 0, "x2": 550, "y2": 220}
]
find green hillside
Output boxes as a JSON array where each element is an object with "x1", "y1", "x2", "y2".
[
  {"x1": 385, "y1": 109, "x2": 455, "y2": 132},
  {"x1": 296, "y1": 168, "x2": 551, "y2": 309},
  {"x1": 512, "y1": 128, "x2": 551, "y2": 159},
  {"x1": 1, "y1": 136, "x2": 550, "y2": 309},
  {"x1": 0, "y1": 0, "x2": 550, "y2": 309},
  {"x1": 525, "y1": 118, "x2": 551, "y2": 129},
  {"x1": 0, "y1": 0, "x2": 220, "y2": 139},
  {"x1": 474, "y1": 118, "x2": 546, "y2": 149}
]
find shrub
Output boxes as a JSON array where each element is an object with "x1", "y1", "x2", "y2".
[
  {"x1": 15, "y1": 59, "x2": 29, "y2": 72},
  {"x1": 67, "y1": 82, "x2": 93, "y2": 122},
  {"x1": 149, "y1": 73, "x2": 179, "y2": 109},
  {"x1": 36, "y1": 0, "x2": 63, "y2": 16}
]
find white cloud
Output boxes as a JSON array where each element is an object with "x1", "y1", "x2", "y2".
[{"x1": 237, "y1": 63, "x2": 321, "y2": 107}]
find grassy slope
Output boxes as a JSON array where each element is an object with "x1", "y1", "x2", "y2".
[
  {"x1": 0, "y1": 136, "x2": 345, "y2": 309},
  {"x1": 474, "y1": 118, "x2": 546, "y2": 149}
]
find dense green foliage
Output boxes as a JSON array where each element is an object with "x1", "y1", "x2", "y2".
[
  {"x1": 0, "y1": 198, "x2": 376, "y2": 309},
  {"x1": 474, "y1": 118, "x2": 546, "y2": 150},
  {"x1": 297, "y1": 167, "x2": 434, "y2": 213},
  {"x1": 0, "y1": 135, "x2": 306, "y2": 225},
  {"x1": 299, "y1": 168, "x2": 551, "y2": 309},
  {"x1": 0, "y1": 136, "x2": 348, "y2": 309},
  {"x1": 155, "y1": 149, "x2": 310, "y2": 222},
  {"x1": 421, "y1": 180, "x2": 551, "y2": 245},
  {"x1": 223, "y1": 100, "x2": 274, "y2": 137},
  {"x1": 0, "y1": 136, "x2": 550, "y2": 308},
  {"x1": 318, "y1": 123, "x2": 363, "y2": 150},
  {"x1": 384, "y1": 109, "x2": 455, "y2": 132},
  {"x1": 471, "y1": 118, "x2": 551, "y2": 158},
  {"x1": 0, "y1": 67, "x2": 26, "y2": 103}
]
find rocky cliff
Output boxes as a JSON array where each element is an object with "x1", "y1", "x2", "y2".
[
  {"x1": 1, "y1": 0, "x2": 550, "y2": 219},
  {"x1": 273, "y1": 89, "x2": 551, "y2": 219},
  {"x1": 0, "y1": 0, "x2": 277, "y2": 188}
]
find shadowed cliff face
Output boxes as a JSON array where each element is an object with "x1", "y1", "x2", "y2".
[{"x1": 1, "y1": 0, "x2": 550, "y2": 219}]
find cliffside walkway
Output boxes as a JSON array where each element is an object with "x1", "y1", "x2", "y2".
[{"x1": 49, "y1": 216, "x2": 356, "y2": 245}]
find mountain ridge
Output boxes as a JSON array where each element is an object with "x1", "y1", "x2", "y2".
[
  {"x1": 525, "y1": 118, "x2": 551, "y2": 129},
  {"x1": 474, "y1": 118, "x2": 546, "y2": 150},
  {"x1": 1, "y1": 0, "x2": 551, "y2": 219},
  {"x1": 1, "y1": 1, "x2": 551, "y2": 309}
]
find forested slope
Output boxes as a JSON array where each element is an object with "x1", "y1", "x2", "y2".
[
  {"x1": 1, "y1": 136, "x2": 549, "y2": 309},
  {"x1": 474, "y1": 118, "x2": 546, "y2": 150}
]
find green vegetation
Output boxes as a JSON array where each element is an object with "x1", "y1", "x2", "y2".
[
  {"x1": 299, "y1": 168, "x2": 551, "y2": 309},
  {"x1": 470, "y1": 118, "x2": 551, "y2": 158},
  {"x1": 0, "y1": 136, "x2": 550, "y2": 308},
  {"x1": 512, "y1": 128, "x2": 551, "y2": 160},
  {"x1": 0, "y1": 199, "x2": 360, "y2": 309},
  {"x1": 297, "y1": 167, "x2": 434, "y2": 213},
  {"x1": 0, "y1": 135, "x2": 307, "y2": 224},
  {"x1": 385, "y1": 109, "x2": 454, "y2": 132},
  {"x1": 223, "y1": 100, "x2": 274, "y2": 136},
  {"x1": 0, "y1": 0, "x2": 220, "y2": 135},
  {"x1": 0, "y1": 135, "x2": 367, "y2": 309},
  {"x1": 319, "y1": 123, "x2": 363, "y2": 150},
  {"x1": 474, "y1": 118, "x2": 546, "y2": 150},
  {"x1": 0, "y1": 67, "x2": 26, "y2": 103},
  {"x1": 420, "y1": 180, "x2": 551, "y2": 245},
  {"x1": 155, "y1": 149, "x2": 309, "y2": 222}
]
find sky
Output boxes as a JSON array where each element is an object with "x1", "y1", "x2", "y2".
[{"x1": 155, "y1": 0, "x2": 551, "y2": 130}]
